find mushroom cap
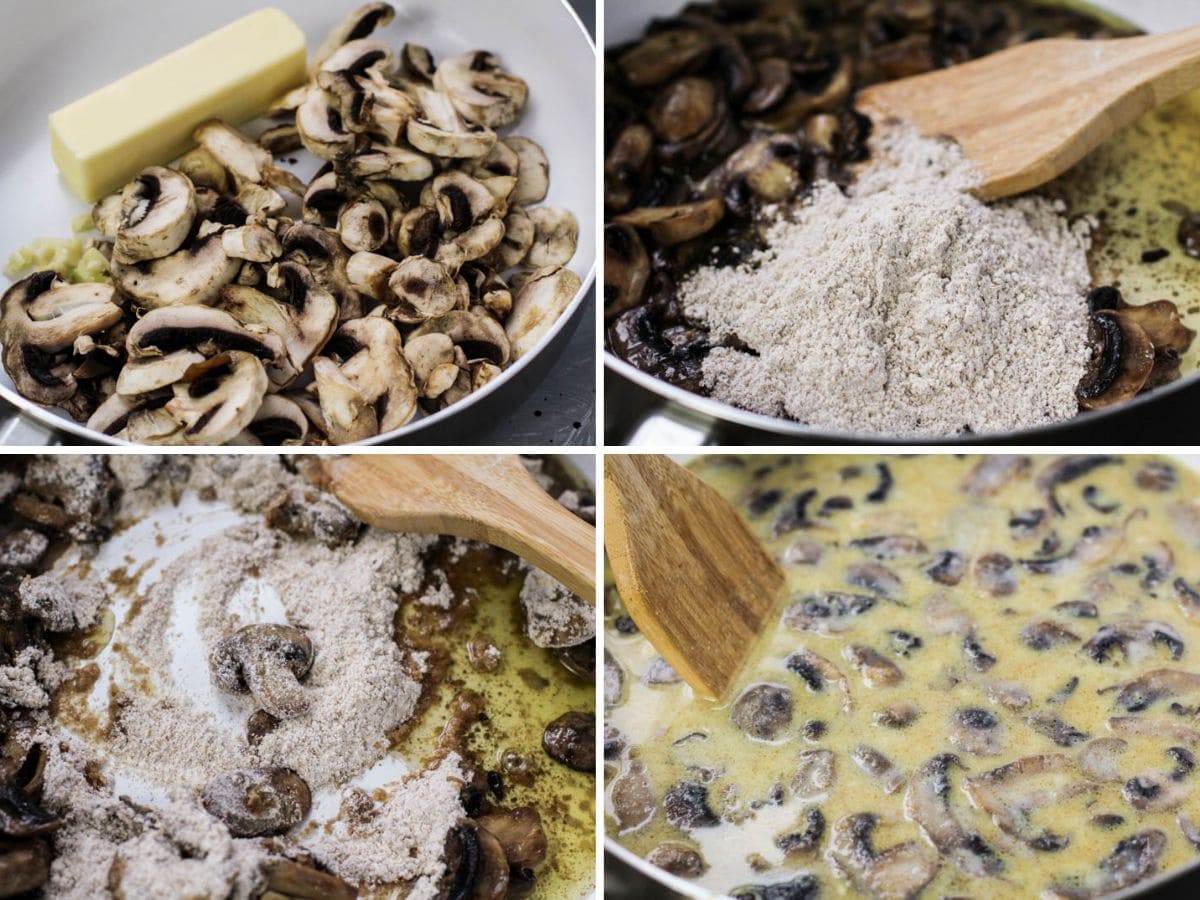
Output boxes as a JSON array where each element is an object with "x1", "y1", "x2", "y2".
[
  {"x1": 410, "y1": 308, "x2": 511, "y2": 367},
  {"x1": 126, "y1": 305, "x2": 283, "y2": 362},
  {"x1": 236, "y1": 394, "x2": 310, "y2": 446},
  {"x1": 387, "y1": 257, "x2": 459, "y2": 323},
  {"x1": 113, "y1": 167, "x2": 197, "y2": 265},
  {"x1": 311, "y1": 3, "x2": 396, "y2": 74},
  {"x1": 165, "y1": 351, "x2": 269, "y2": 445},
  {"x1": 209, "y1": 623, "x2": 316, "y2": 719},
  {"x1": 407, "y1": 88, "x2": 496, "y2": 159},
  {"x1": 200, "y1": 767, "x2": 312, "y2": 837},
  {"x1": 505, "y1": 137, "x2": 549, "y2": 207},
  {"x1": 111, "y1": 234, "x2": 241, "y2": 309},
  {"x1": 505, "y1": 266, "x2": 581, "y2": 361},
  {"x1": 434, "y1": 50, "x2": 529, "y2": 128}
]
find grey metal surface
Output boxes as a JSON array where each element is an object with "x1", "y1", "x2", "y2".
[{"x1": 0, "y1": 0, "x2": 597, "y2": 448}]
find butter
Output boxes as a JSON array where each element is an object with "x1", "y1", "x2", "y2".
[{"x1": 49, "y1": 8, "x2": 307, "y2": 202}]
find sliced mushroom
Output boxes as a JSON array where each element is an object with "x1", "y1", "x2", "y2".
[
  {"x1": 525, "y1": 207, "x2": 578, "y2": 268},
  {"x1": 387, "y1": 257, "x2": 465, "y2": 324},
  {"x1": 1082, "y1": 619, "x2": 1184, "y2": 664},
  {"x1": 111, "y1": 234, "x2": 241, "y2": 308},
  {"x1": 221, "y1": 262, "x2": 339, "y2": 386},
  {"x1": 194, "y1": 120, "x2": 302, "y2": 195},
  {"x1": 1101, "y1": 668, "x2": 1200, "y2": 712},
  {"x1": 505, "y1": 266, "x2": 580, "y2": 361},
  {"x1": 489, "y1": 207, "x2": 535, "y2": 271},
  {"x1": 1077, "y1": 310, "x2": 1155, "y2": 409},
  {"x1": 126, "y1": 305, "x2": 282, "y2": 362},
  {"x1": 259, "y1": 122, "x2": 302, "y2": 155},
  {"x1": 113, "y1": 167, "x2": 197, "y2": 264},
  {"x1": 604, "y1": 124, "x2": 654, "y2": 211},
  {"x1": 965, "y1": 753, "x2": 1097, "y2": 850},
  {"x1": 238, "y1": 394, "x2": 309, "y2": 445},
  {"x1": 851, "y1": 745, "x2": 906, "y2": 794},
  {"x1": 949, "y1": 707, "x2": 1003, "y2": 756},
  {"x1": 476, "y1": 806, "x2": 547, "y2": 869},
  {"x1": 663, "y1": 781, "x2": 719, "y2": 830},
  {"x1": 542, "y1": 710, "x2": 595, "y2": 772},
  {"x1": 904, "y1": 754, "x2": 1003, "y2": 877},
  {"x1": 1077, "y1": 738, "x2": 1128, "y2": 783},
  {"x1": 407, "y1": 86, "x2": 497, "y2": 159},
  {"x1": 221, "y1": 224, "x2": 283, "y2": 263},
  {"x1": 604, "y1": 223, "x2": 649, "y2": 320},
  {"x1": 614, "y1": 199, "x2": 725, "y2": 246},
  {"x1": 334, "y1": 196, "x2": 387, "y2": 253},
  {"x1": 435, "y1": 217, "x2": 507, "y2": 271},
  {"x1": 432, "y1": 171, "x2": 497, "y2": 231},
  {"x1": 730, "y1": 682, "x2": 793, "y2": 741},
  {"x1": 92, "y1": 192, "x2": 124, "y2": 239},
  {"x1": 784, "y1": 591, "x2": 876, "y2": 634},
  {"x1": 209, "y1": 623, "x2": 315, "y2": 719},
  {"x1": 434, "y1": 50, "x2": 528, "y2": 127},
  {"x1": 165, "y1": 351, "x2": 269, "y2": 445},
  {"x1": 785, "y1": 649, "x2": 853, "y2": 711},
  {"x1": 296, "y1": 87, "x2": 356, "y2": 161},
  {"x1": 346, "y1": 251, "x2": 399, "y2": 301},
  {"x1": 317, "y1": 317, "x2": 418, "y2": 439},
  {"x1": 827, "y1": 813, "x2": 938, "y2": 899},
  {"x1": 200, "y1": 767, "x2": 311, "y2": 837},
  {"x1": 842, "y1": 645, "x2": 902, "y2": 688},
  {"x1": 616, "y1": 29, "x2": 713, "y2": 88},
  {"x1": 610, "y1": 759, "x2": 654, "y2": 833},
  {"x1": 505, "y1": 136, "x2": 549, "y2": 206},
  {"x1": 311, "y1": 3, "x2": 396, "y2": 74},
  {"x1": 311, "y1": 356, "x2": 377, "y2": 443},
  {"x1": 115, "y1": 349, "x2": 206, "y2": 397},
  {"x1": 0, "y1": 273, "x2": 124, "y2": 405},
  {"x1": 1046, "y1": 830, "x2": 1166, "y2": 899},
  {"x1": 347, "y1": 143, "x2": 435, "y2": 182},
  {"x1": 280, "y1": 223, "x2": 361, "y2": 321}
]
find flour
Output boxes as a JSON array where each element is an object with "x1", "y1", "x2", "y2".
[
  {"x1": 682, "y1": 127, "x2": 1094, "y2": 436},
  {"x1": 519, "y1": 567, "x2": 595, "y2": 648},
  {"x1": 41, "y1": 735, "x2": 268, "y2": 900},
  {"x1": 308, "y1": 753, "x2": 466, "y2": 895},
  {"x1": 111, "y1": 523, "x2": 430, "y2": 789},
  {"x1": 0, "y1": 645, "x2": 63, "y2": 708}
]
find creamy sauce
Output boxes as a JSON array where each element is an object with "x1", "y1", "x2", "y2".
[{"x1": 605, "y1": 455, "x2": 1200, "y2": 898}]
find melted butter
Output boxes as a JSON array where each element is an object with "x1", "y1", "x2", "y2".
[
  {"x1": 606, "y1": 455, "x2": 1200, "y2": 897},
  {"x1": 399, "y1": 542, "x2": 595, "y2": 899}
]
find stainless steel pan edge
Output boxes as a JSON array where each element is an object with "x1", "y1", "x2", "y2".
[{"x1": 602, "y1": 452, "x2": 1200, "y2": 899}]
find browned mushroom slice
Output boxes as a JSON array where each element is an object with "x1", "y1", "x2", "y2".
[
  {"x1": 1121, "y1": 299, "x2": 1195, "y2": 354},
  {"x1": 649, "y1": 77, "x2": 720, "y2": 143},
  {"x1": 965, "y1": 753, "x2": 1098, "y2": 851},
  {"x1": 730, "y1": 682, "x2": 793, "y2": 741},
  {"x1": 1101, "y1": 667, "x2": 1200, "y2": 712},
  {"x1": 434, "y1": 50, "x2": 528, "y2": 128},
  {"x1": 610, "y1": 759, "x2": 655, "y2": 834},
  {"x1": 200, "y1": 767, "x2": 311, "y2": 836},
  {"x1": 904, "y1": 754, "x2": 1003, "y2": 877},
  {"x1": 616, "y1": 29, "x2": 713, "y2": 88},
  {"x1": 827, "y1": 813, "x2": 938, "y2": 899},
  {"x1": 1045, "y1": 830, "x2": 1166, "y2": 899},
  {"x1": 613, "y1": 199, "x2": 725, "y2": 246},
  {"x1": 505, "y1": 266, "x2": 581, "y2": 361},
  {"x1": 1076, "y1": 310, "x2": 1155, "y2": 410},
  {"x1": 852, "y1": 745, "x2": 906, "y2": 794},
  {"x1": 742, "y1": 58, "x2": 792, "y2": 114},
  {"x1": 543, "y1": 710, "x2": 595, "y2": 772},
  {"x1": 646, "y1": 843, "x2": 707, "y2": 878},
  {"x1": 1107, "y1": 716, "x2": 1200, "y2": 744},
  {"x1": 209, "y1": 623, "x2": 316, "y2": 719},
  {"x1": 604, "y1": 124, "x2": 654, "y2": 212},
  {"x1": 0, "y1": 840, "x2": 52, "y2": 897},
  {"x1": 261, "y1": 859, "x2": 356, "y2": 900},
  {"x1": 785, "y1": 649, "x2": 853, "y2": 711},
  {"x1": 962, "y1": 456, "x2": 1030, "y2": 497},
  {"x1": 950, "y1": 707, "x2": 1004, "y2": 756},
  {"x1": 749, "y1": 57, "x2": 853, "y2": 131},
  {"x1": 843, "y1": 645, "x2": 902, "y2": 688},
  {"x1": 783, "y1": 591, "x2": 876, "y2": 635}
]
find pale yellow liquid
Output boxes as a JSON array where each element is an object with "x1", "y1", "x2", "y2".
[{"x1": 606, "y1": 455, "x2": 1200, "y2": 897}]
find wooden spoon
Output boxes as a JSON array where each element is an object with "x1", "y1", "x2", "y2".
[
  {"x1": 605, "y1": 455, "x2": 784, "y2": 700},
  {"x1": 324, "y1": 455, "x2": 595, "y2": 600},
  {"x1": 856, "y1": 25, "x2": 1200, "y2": 199}
]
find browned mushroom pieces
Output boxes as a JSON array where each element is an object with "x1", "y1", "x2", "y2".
[
  {"x1": 962, "y1": 455, "x2": 1030, "y2": 497},
  {"x1": 731, "y1": 682, "x2": 793, "y2": 741},
  {"x1": 828, "y1": 812, "x2": 938, "y2": 899},
  {"x1": 1120, "y1": 300, "x2": 1195, "y2": 354},
  {"x1": 843, "y1": 645, "x2": 903, "y2": 688},
  {"x1": 477, "y1": 806, "x2": 547, "y2": 869},
  {"x1": 604, "y1": 124, "x2": 654, "y2": 211},
  {"x1": 617, "y1": 29, "x2": 713, "y2": 88},
  {"x1": 974, "y1": 552, "x2": 1016, "y2": 596},
  {"x1": 265, "y1": 484, "x2": 360, "y2": 547},
  {"x1": 611, "y1": 760, "x2": 655, "y2": 833},
  {"x1": 261, "y1": 858, "x2": 357, "y2": 900},
  {"x1": 387, "y1": 257, "x2": 459, "y2": 322},
  {"x1": 649, "y1": 77, "x2": 719, "y2": 142},
  {"x1": 0, "y1": 745, "x2": 61, "y2": 839},
  {"x1": 1046, "y1": 830, "x2": 1167, "y2": 899},
  {"x1": 437, "y1": 821, "x2": 510, "y2": 900},
  {"x1": 542, "y1": 711, "x2": 595, "y2": 773},
  {"x1": 1077, "y1": 310, "x2": 1155, "y2": 409},
  {"x1": 209, "y1": 623, "x2": 315, "y2": 719},
  {"x1": 664, "y1": 781, "x2": 720, "y2": 830},
  {"x1": 647, "y1": 843, "x2": 708, "y2": 878},
  {"x1": 742, "y1": 58, "x2": 793, "y2": 114},
  {"x1": 200, "y1": 767, "x2": 311, "y2": 837},
  {"x1": 614, "y1": 199, "x2": 725, "y2": 246},
  {"x1": 0, "y1": 840, "x2": 52, "y2": 898}
]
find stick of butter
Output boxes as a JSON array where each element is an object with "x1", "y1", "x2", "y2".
[{"x1": 49, "y1": 8, "x2": 307, "y2": 203}]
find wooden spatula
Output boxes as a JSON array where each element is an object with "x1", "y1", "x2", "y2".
[
  {"x1": 604, "y1": 455, "x2": 784, "y2": 700},
  {"x1": 856, "y1": 25, "x2": 1200, "y2": 199},
  {"x1": 324, "y1": 455, "x2": 595, "y2": 600}
]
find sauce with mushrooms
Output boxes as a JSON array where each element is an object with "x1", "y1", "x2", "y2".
[{"x1": 606, "y1": 455, "x2": 1200, "y2": 897}]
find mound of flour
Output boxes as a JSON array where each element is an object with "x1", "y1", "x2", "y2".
[{"x1": 682, "y1": 128, "x2": 1094, "y2": 436}]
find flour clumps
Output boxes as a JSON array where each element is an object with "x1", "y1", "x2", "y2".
[{"x1": 682, "y1": 127, "x2": 1094, "y2": 436}]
